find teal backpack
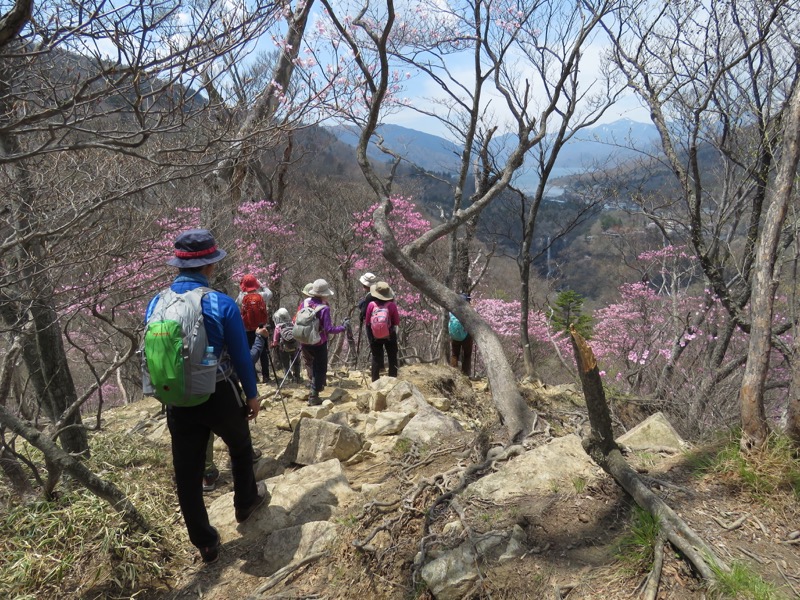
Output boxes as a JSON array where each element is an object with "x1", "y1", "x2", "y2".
[
  {"x1": 448, "y1": 313, "x2": 468, "y2": 342},
  {"x1": 142, "y1": 287, "x2": 218, "y2": 406}
]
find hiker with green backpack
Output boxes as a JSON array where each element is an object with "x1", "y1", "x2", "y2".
[
  {"x1": 142, "y1": 229, "x2": 268, "y2": 564},
  {"x1": 449, "y1": 293, "x2": 474, "y2": 376}
]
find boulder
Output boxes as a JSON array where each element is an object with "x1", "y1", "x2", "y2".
[
  {"x1": 421, "y1": 525, "x2": 527, "y2": 600},
  {"x1": 299, "y1": 404, "x2": 331, "y2": 420},
  {"x1": 328, "y1": 388, "x2": 350, "y2": 403},
  {"x1": 401, "y1": 402, "x2": 463, "y2": 444},
  {"x1": 355, "y1": 391, "x2": 372, "y2": 412},
  {"x1": 465, "y1": 435, "x2": 598, "y2": 501},
  {"x1": 254, "y1": 455, "x2": 283, "y2": 481},
  {"x1": 365, "y1": 411, "x2": 414, "y2": 437},
  {"x1": 428, "y1": 396, "x2": 452, "y2": 412},
  {"x1": 369, "y1": 376, "x2": 399, "y2": 393},
  {"x1": 263, "y1": 521, "x2": 339, "y2": 575},
  {"x1": 385, "y1": 380, "x2": 416, "y2": 407},
  {"x1": 284, "y1": 417, "x2": 362, "y2": 466},
  {"x1": 207, "y1": 458, "x2": 354, "y2": 540},
  {"x1": 369, "y1": 391, "x2": 387, "y2": 412},
  {"x1": 616, "y1": 411, "x2": 687, "y2": 452}
]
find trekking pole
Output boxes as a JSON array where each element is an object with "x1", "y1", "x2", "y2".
[
  {"x1": 354, "y1": 323, "x2": 363, "y2": 369},
  {"x1": 269, "y1": 346, "x2": 280, "y2": 388},
  {"x1": 272, "y1": 350, "x2": 301, "y2": 431}
]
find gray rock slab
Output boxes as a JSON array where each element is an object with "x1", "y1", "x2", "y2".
[
  {"x1": 421, "y1": 526, "x2": 526, "y2": 600},
  {"x1": 263, "y1": 521, "x2": 339, "y2": 575},
  {"x1": 366, "y1": 411, "x2": 414, "y2": 436},
  {"x1": 208, "y1": 458, "x2": 354, "y2": 541},
  {"x1": 401, "y1": 402, "x2": 463, "y2": 444},
  {"x1": 465, "y1": 435, "x2": 597, "y2": 502},
  {"x1": 284, "y1": 418, "x2": 362, "y2": 466},
  {"x1": 616, "y1": 411, "x2": 687, "y2": 452}
]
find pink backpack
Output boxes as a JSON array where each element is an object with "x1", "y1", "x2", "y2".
[{"x1": 369, "y1": 302, "x2": 391, "y2": 339}]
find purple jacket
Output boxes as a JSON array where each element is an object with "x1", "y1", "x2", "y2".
[{"x1": 305, "y1": 297, "x2": 345, "y2": 345}]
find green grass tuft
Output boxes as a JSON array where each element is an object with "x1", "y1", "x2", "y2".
[
  {"x1": 614, "y1": 506, "x2": 660, "y2": 572},
  {"x1": 709, "y1": 561, "x2": 787, "y2": 600},
  {"x1": 686, "y1": 431, "x2": 800, "y2": 501}
]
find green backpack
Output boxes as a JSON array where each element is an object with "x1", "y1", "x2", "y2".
[
  {"x1": 448, "y1": 313, "x2": 468, "y2": 342},
  {"x1": 142, "y1": 287, "x2": 218, "y2": 406}
]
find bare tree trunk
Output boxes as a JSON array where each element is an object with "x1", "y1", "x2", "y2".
[
  {"x1": 739, "y1": 80, "x2": 800, "y2": 451},
  {"x1": 519, "y1": 255, "x2": 536, "y2": 380},
  {"x1": 0, "y1": 62, "x2": 88, "y2": 455},
  {"x1": 569, "y1": 327, "x2": 727, "y2": 581}
]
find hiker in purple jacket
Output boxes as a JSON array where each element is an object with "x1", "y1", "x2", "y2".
[{"x1": 300, "y1": 278, "x2": 347, "y2": 405}]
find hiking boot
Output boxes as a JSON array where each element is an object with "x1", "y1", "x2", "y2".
[
  {"x1": 199, "y1": 531, "x2": 221, "y2": 564},
  {"x1": 308, "y1": 392, "x2": 322, "y2": 406},
  {"x1": 252, "y1": 447, "x2": 263, "y2": 462},
  {"x1": 262, "y1": 376, "x2": 271, "y2": 384},
  {"x1": 235, "y1": 482, "x2": 269, "y2": 524},
  {"x1": 202, "y1": 469, "x2": 220, "y2": 493}
]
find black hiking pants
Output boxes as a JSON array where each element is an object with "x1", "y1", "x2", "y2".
[
  {"x1": 301, "y1": 342, "x2": 328, "y2": 393},
  {"x1": 247, "y1": 329, "x2": 271, "y2": 381},
  {"x1": 167, "y1": 378, "x2": 258, "y2": 549},
  {"x1": 370, "y1": 336, "x2": 398, "y2": 382}
]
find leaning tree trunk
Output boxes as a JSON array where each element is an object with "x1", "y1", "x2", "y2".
[
  {"x1": 0, "y1": 62, "x2": 88, "y2": 455},
  {"x1": 569, "y1": 326, "x2": 728, "y2": 583},
  {"x1": 374, "y1": 206, "x2": 535, "y2": 442}
]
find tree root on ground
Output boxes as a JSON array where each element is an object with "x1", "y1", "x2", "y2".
[
  {"x1": 247, "y1": 552, "x2": 326, "y2": 599},
  {"x1": 641, "y1": 530, "x2": 667, "y2": 600},
  {"x1": 346, "y1": 437, "x2": 528, "y2": 593}
]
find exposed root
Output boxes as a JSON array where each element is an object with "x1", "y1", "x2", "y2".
[
  {"x1": 712, "y1": 513, "x2": 748, "y2": 531},
  {"x1": 641, "y1": 530, "x2": 667, "y2": 600},
  {"x1": 247, "y1": 552, "x2": 326, "y2": 599}
]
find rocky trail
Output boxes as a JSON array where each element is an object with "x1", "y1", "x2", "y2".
[{"x1": 111, "y1": 364, "x2": 799, "y2": 600}]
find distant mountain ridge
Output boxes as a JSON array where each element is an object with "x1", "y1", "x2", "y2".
[{"x1": 326, "y1": 119, "x2": 660, "y2": 191}]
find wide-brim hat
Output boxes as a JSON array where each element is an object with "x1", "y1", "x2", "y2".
[
  {"x1": 310, "y1": 278, "x2": 334, "y2": 297},
  {"x1": 302, "y1": 283, "x2": 314, "y2": 297},
  {"x1": 359, "y1": 272, "x2": 377, "y2": 287},
  {"x1": 273, "y1": 308, "x2": 291, "y2": 324},
  {"x1": 370, "y1": 281, "x2": 394, "y2": 301},
  {"x1": 167, "y1": 229, "x2": 227, "y2": 268},
  {"x1": 241, "y1": 274, "x2": 260, "y2": 292}
]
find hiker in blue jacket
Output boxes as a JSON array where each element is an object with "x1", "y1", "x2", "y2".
[{"x1": 144, "y1": 229, "x2": 268, "y2": 564}]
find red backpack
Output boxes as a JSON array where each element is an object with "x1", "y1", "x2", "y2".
[
  {"x1": 241, "y1": 292, "x2": 268, "y2": 331},
  {"x1": 369, "y1": 302, "x2": 391, "y2": 339}
]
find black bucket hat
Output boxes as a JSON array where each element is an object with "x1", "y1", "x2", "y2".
[{"x1": 166, "y1": 229, "x2": 227, "y2": 268}]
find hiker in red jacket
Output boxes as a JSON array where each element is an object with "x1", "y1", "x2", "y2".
[{"x1": 236, "y1": 274, "x2": 273, "y2": 383}]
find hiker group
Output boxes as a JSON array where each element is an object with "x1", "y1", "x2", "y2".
[{"x1": 141, "y1": 229, "x2": 418, "y2": 565}]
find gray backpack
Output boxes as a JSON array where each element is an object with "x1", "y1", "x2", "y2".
[
  {"x1": 292, "y1": 304, "x2": 324, "y2": 345},
  {"x1": 142, "y1": 287, "x2": 217, "y2": 406}
]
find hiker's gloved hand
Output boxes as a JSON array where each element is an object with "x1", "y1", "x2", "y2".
[{"x1": 342, "y1": 317, "x2": 350, "y2": 327}]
